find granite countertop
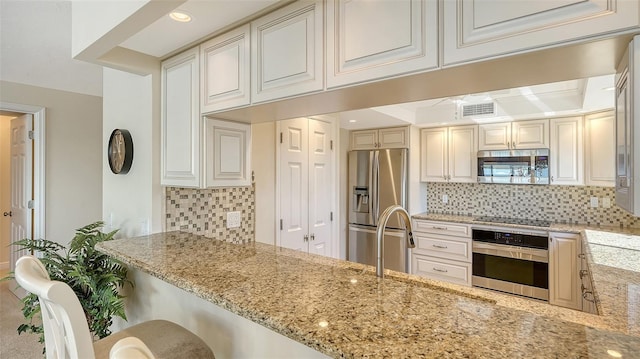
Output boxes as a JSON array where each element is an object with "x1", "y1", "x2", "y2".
[
  {"x1": 412, "y1": 212, "x2": 640, "y2": 337},
  {"x1": 97, "y1": 231, "x2": 640, "y2": 358}
]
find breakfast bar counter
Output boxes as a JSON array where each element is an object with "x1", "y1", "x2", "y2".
[{"x1": 97, "y1": 231, "x2": 640, "y2": 358}]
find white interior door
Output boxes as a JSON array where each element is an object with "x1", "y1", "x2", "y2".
[
  {"x1": 10, "y1": 114, "x2": 32, "y2": 272},
  {"x1": 307, "y1": 119, "x2": 332, "y2": 256},
  {"x1": 279, "y1": 118, "x2": 309, "y2": 251}
]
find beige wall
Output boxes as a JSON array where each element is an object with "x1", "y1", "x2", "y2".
[
  {"x1": 252, "y1": 122, "x2": 276, "y2": 245},
  {"x1": 0, "y1": 81, "x2": 103, "y2": 246},
  {"x1": 102, "y1": 67, "x2": 164, "y2": 238},
  {"x1": 0, "y1": 116, "x2": 12, "y2": 268}
]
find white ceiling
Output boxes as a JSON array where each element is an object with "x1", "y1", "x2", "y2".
[{"x1": 0, "y1": 0, "x2": 615, "y2": 126}]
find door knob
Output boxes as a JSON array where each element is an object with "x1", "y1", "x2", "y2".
[{"x1": 3, "y1": 211, "x2": 11, "y2": 217}]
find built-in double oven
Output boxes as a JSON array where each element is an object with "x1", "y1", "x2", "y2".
[{"x1": 471, "y1": 224, "x2": 550, "y2": 301}]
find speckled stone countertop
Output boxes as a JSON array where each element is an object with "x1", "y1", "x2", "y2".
[
  {"x1": 413, "y1": 212, "x2": 640, "y2": 337},
  {"x1": 97, "y1": 231, "x2": 640, "y2": 358}
]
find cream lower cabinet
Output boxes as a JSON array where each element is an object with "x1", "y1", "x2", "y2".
[
  {"x1": 585, "y1": 111, "x2": 615, "y2": 187},
  {"x1": 277, "y1": 117, "x2": 334, "y2": 256},
  {"x1": 200, "y1": 25, "x2": 250, "y2": 113},
  {"x1": 350, "y1": 126, "x2": 409, "y2": 150},
  {"x1": 549, "y1": 117, "x2": 583, "y2": 185},
  {"x1": 479, "y1": 120, "x2": 548, "y2": 151},
  {"x1": 549, "y1": 232, "x2": 582, "y2": 311},
  {"x1": 443, "y1": 0, "x2": 640, "y2": 66},
  {"x1": 421, "y1": 125, "x2": 477, "y2": 183},
  {"x1": 411, "y1": 220, "x2": 472, "y2": 287},
  {"x1": 326, "y1": 0, "x2": 438, "y2": 88},
  {"x1": 161, "y1": 47, "x2": 201, "y2": 187},
  {"x1": 251, "y1": 0, "x2": 323, "y2": 103}
]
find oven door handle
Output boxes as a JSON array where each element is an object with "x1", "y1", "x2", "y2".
[{"x1": 472, "y1": 242, "x2": 548, "y2": 263}]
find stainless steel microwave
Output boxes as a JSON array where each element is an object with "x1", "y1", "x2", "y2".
[{"x1": 477, "y1": 149, "x2": 550, "y2": 184}]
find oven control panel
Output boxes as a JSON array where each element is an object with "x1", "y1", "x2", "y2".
[{"x1": 472, "y1": 229, "x2": 548, "y2": 250}]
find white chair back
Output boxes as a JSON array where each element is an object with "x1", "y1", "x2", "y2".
[{"x1": 14, "y1": 255, "x2": 96, "y2": 359}]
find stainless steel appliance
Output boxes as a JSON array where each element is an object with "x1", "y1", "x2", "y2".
[
  {"x1": 477, "y1": 149, "x2": 550, "y2": 184},
  {"x1": 472, "y1": 226, "x2": 549, "y2": 301},
  {"x1": 348, "y1": 149, "x2": 409, "y2": 272}
]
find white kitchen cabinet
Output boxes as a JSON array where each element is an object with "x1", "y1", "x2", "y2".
[
  {"x1": 326, "y1": 0, "x2": 438, "y2": 88},
  {"x1": 200, "y1": 25, "x2": 250, "y2": 113},
  {"x1": 411, "y1": 219, "x2": 472, "y2": 287},
  {"x1": 161, "y1": 47, "x2": 201, "y2": 187},
  {"x1": 421, "y1": 125, "x2": 477, "y2": 183},
  {"x1": 549, "y1": 117, "x2": 583, "y2": 186},
  {"x1": 479, "y1": 120, "x2": 549, "y2": 151},
  {"x1": 278, "y1": 117, "x2": 334, "y2": 256},
  {"x1": 251, "y1": 0, "x2": 323, "y2": 103},
  {"x1": 350, "y1": 126, "x2": 409, "y2": 150},
  {"x1": 585, "y1": 111, "x2": 615, "y2": 187},
  {"x1": 549, "y1": 232, "x2": 582, "y2": 311},
  {"x1": 443, "y1": 0, "x2": 640, "y2": 66},
  {"x1": 205, "y1": 119, "x2": 251, "y2": 187}
]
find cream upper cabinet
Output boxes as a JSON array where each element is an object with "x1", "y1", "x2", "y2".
[
  {"x1": 200, "y1": 25, "x2": 250, "y2": 113},
  {"x1": 205, "y1": 119, "x2": 251, "y2": 187},
  {"x1": 443, "y1": 0, "x2": 640, "y2": 66},
  {"x1": 326, "y1": 0, "x2": 438, "y2": 88},
  {"x1": 479, "y1": 120, "x2": 548, "y2": 150},
  {"x1": 351, "y1": 127, "x2": 409, "y2": 150},
  {"x1": 251, "y1": 0, "x2": 323, "y2": 103},
  {"x1": 549, "y1": 232, "x2": 582, "y2": 311},
  {"x1": 549, "y1": 117, "x2": 583, "y2": 186},
  {"x1": 585, "y1": 111, "x2": 615, "y2": 187},
  {"x1": 161, "y1": 47, "x2": 202, "y2": 188},
  {"x1": 421, "y1": 125, "x2": 477, "y2": 183}
]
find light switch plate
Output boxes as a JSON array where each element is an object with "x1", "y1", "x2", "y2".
[
  {"x1": 602, "y1": 197, "x2": 611, "y2": 208},
  {"x1": 590, "y1": 197, "x2": 599, "y2": 208},
  {"x1": 442, "y1": 194, "x2": 449, "y2": 204},
  {"x1": 227, "y1": 211, "x2": 241, "y2": 228}
]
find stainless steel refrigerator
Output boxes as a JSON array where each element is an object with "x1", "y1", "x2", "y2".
[{"x1": 348, "y1": 148, "x2": 409, "y2": 273}]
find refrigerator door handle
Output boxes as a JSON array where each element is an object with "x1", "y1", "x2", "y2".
[{"x1": 372, "y1": 150, "x2": 380, "y2": 224}]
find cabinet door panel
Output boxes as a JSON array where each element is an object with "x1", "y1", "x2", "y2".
[
  {"x1": 550, "y1": 117, "x2": 583, "y2": 185},
  {"x1": 420, "y1": 128, "x2": 447, "y2": 182},
  {"x1": 252, "y1": 0, "x2": 323, "y2": 103},
  {"x1": 549, "y1": 233, "x2": 582, "y2": 310},
  {"x1": 513, "y1": 120, "x2": 548, "y2": 149},
  {"x1": 448, "y1": 125, "x2": 477, "y2": 183},
  {"x1": 478, "y1": 123, "x2": 510, "y2": 150},
  {"x1": 201, "y1": 25, "x2": 250, "y2": 113},
  {"x1": 379, "y1": 127, "x2": 409, "y2": 148},
  {"x1": 585, "y1": 111, "x2": 615, "y2": 186},
  {"x1": 444, "y1": 0, "x2": 640, "y2": 65},
  {"x1": 327, "y1": 0, "x2": 438, "y2": 88},
  {"x1": 161, "y1": 48, "x2": 201, "y2": 187},
  {"x1": 205, "y1": 119, "x2": 251, "y2": 187},
  {"x1": 351, "y1": 129, "x2": 378, "y2": 150}
]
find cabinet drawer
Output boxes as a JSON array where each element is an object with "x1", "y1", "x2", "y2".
[
  {"x1": 411, "y1": 254, "x2": 471, "y2": 287},
  {"x1": 413, "y1": 233, "x2": 471, "y2": 263},
  {"x1": 412, "y1": 219, "x2": 471, "y2": 238}
]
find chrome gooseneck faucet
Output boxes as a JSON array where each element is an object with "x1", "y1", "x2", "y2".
[{"x1": 375, "y1": 205, "x2": 415, "y2": 278}]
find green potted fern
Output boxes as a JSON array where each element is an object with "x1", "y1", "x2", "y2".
[{"x1": 3, "y1": 221, "x2": 132, "y2": 352}]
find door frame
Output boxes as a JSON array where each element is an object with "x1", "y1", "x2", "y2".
[
  {"x1": 1, "y1": 102, "x2": 46, "y2": 256},
  {"x1": 275, "y1": 116, "x2": 340, "y2": 259}
]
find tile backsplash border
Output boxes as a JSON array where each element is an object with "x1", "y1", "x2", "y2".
[
  {"x1": 426, "y1": 183, "x2": 640, "y2": 228},
  {"x1": 165, "y1": 186, "x2": 255, "y2": 243}
]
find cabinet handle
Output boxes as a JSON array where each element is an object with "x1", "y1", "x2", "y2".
[
  {"x1": 582, "y1": 291, "x2": 596, "y2": 303},
  {"x1": 310, "y1": 233, "x2": 315, "y2": 241},
  {"x1": 433, "y1": 226, "x2": 447, "y2": 230},
  {"x1": 432, "y1": 244, "x2": 448, "y2": 249},
  {"x1": 579, "y1": 269, "x2": 589, "y2": 279},
  {"x1": 577, "y1": 253, "x2": 585, "y2": 259},
  {"x1": 304, "y1": 234, "x2": 309, "y2": 242},
  {"x1": 433, "y1": 267, "x2": 448, "y2": 273}
]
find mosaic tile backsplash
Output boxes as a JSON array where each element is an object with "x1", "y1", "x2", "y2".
[
  {"x1": 426, "y1": 183, "x2": 640, "y2": 228},
  {"x1": 166, "y1": 186, "x2": 255, "y2": 243}
]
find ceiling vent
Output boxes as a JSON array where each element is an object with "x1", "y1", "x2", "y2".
[{"x1": 461, "y1": 102, "x2": 496, "y2": 117}]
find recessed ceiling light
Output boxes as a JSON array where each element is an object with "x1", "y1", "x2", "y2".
[
  {"x1": 169, "y1": 11, "x2": 192, "y2": 23},
  {"x1": 349, "y1": 119, "x2": 357, "y2": 123}
]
